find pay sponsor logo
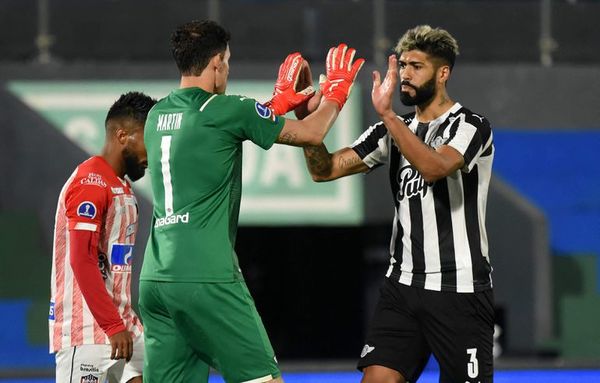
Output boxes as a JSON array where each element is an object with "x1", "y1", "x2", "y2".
[
  {"x1": 154, "y1": 212, "x2": 190, "y2": 228},
  {"x1": 110, "y1": 244, "x2": 133, "y2": 273},
  {"x1": 396, "y1": 165, "x2": 429, "y2": 201}
]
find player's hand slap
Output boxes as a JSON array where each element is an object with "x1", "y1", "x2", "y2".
[
  {"x1": 265, "y1": 52, "x2": 316, "y2": 115},
  {"x1": 319, "y1": 43, "x2": 365, "y2": 110},
  {"x1": 109, "y1": 330, "x2": 134, "y2": 361},
  {"x1": 372, "y1": 54, "x2": 398, "y2": 117}
]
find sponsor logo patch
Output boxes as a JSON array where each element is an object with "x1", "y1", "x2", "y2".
[
  {"x1": 154, "y1": 212, "x2": 190, "y2": 228},
  {"x1": 431, "y1": 136, "x2": 446, "y2": 150},
  {"x1": 125, "y1": 223, "x2": 136, "y2": 237},
  {"x1": 79, "y1": 363, "x2": 100, "y2": 373},
  {"x1": 110, "y1": 244, "x2": 133, "y2": 273},
  {"x1": 360, "y1": 344, "x2": 375, "y2": 358},
  {"x1": 286, "y1": 56, "x2": 302, "y2": 82},
  {"x1": 98, "y1": 252, "x2": 109, "y2": 280},
  {"x1": 472, "y1": 113, "x2": 484, "y2": 123},
  {"x1": 80, "y1": 173, "x2": 106, "y2": 188},
  {"x1": 48, "y1": 302, "x2": 55, "y2": 320},
  {"x1": 111, "y1": 187, "x2": 124, "y2": 194},
  {"x1": 80, "y1": 374, "x2": 99, "y2": 383},
  {"x1": 255, "y1": 102, "x2": 272, "y2": 119},
  {"x1": 77, "y1": 202, "x2": 97, "y2": 219},
  {"x1": 396, "y1": 165, "x2": 429, "y2": 201},
  {"x1": 255, "y1": 101, "x2": 278, "y2": 122}
]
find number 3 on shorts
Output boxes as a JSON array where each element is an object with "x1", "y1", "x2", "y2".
[{"x1": 466, "y1": 348, "x2": 479, "y2": 379}]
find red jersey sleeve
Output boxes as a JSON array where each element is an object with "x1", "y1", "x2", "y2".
[
  {"x1": 69, "y1": 229, "x2": 126, "y2": 337},
  {"x1": 65, "y1": 172, "x2": 108, "y2": 233}
]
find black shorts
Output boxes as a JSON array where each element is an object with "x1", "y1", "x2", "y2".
[{"x1": 357, "y1": 278, "x2": 494, "y2": 383}]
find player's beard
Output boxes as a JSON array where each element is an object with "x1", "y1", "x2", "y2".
[
  {"x1": 399, "y1": 76, "x2": 436, "y2": 107},
  {"x1": 123, "y1": 147, "x2": 145, "y2": 182}
]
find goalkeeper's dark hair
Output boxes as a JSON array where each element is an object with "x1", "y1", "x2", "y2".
[
  {"x1": 171, "y1": 20, "x2": 231, "y2": 76},
  {"x1": 105, "y1": 91, "x2": 157, "y2": 133},
  {"x1": 395, "y1": 25, "x2": 459, "y2": 71}
]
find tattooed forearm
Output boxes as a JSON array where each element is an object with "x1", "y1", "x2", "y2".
[
  {"x1": 338, "y1": 155, "x2": 361, "y2": 169},
  {"x1": 278, "y1": 132, "x2": 298, "y2": 145},
  {"x1": 303, "y1": 145, "x2": 332, "y2": 177}
]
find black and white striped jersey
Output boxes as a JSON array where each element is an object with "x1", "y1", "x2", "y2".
[{"x1": 352, "y1": 103, "x2": 494, "y2": 293}]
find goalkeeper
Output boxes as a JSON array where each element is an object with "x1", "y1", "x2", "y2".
[{"x1": 138, "y1": 19, "x2": 364, "y2": 383}]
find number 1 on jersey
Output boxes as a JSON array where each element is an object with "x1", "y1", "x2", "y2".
[{"x1": 160, "y1": 135, "x2": 174, "y2": 217}]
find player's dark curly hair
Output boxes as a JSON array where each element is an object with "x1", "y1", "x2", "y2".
[
  {"x1": 171, "y1": 20, "x2": 231, "y2": 76},
  {"x1": 105, "y1": 91, "x2": 157, "y2": 131}
]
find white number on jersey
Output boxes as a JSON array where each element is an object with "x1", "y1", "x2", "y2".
[
  {"x1": 160, "y1": 135, "x2": 174, "y2": 216},
  {"x1": 466, "y1": 347, "x2": 479, "y2": 379}
]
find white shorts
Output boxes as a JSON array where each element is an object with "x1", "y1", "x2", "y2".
[{"x1": 55, "y1": 335, "x2": 144, "y2": 383}]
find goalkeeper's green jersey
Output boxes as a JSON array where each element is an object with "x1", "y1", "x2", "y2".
[{"x1": 140, "y1": 87, "x2": 285, "y2": 282}]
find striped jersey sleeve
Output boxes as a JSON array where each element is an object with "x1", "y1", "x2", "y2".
[
  {"x1": 445, "y1": 112, "x2": 493, "y2": 173},
  {"x1": 350, "y1": 113, "x2": 415, "y2": 169}
]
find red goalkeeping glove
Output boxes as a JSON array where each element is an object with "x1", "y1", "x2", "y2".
[
  {"x1": 320, "y1": 43, "x2": 365, "y2": 110},
  {"x1": 265, "y1": 52, "x2": 315, "y2": 116}
]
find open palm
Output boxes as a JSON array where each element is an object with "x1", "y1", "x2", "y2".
[{"x1": 371, "y1": 54, "x2": 399, "y2": 116}]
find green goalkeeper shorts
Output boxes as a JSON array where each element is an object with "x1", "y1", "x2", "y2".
[{"x1": 139, "y1": 280, "x2": 280, "y2": 383}]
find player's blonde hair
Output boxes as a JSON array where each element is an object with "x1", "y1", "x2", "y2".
[{"x1": 394, "y1": 25, "x2": 459, "y2": 70}]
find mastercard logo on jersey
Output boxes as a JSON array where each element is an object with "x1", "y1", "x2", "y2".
[{"x1": 110, "y1": 244, "x2": 133, "y2": 273}]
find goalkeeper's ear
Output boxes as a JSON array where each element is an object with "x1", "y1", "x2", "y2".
[{"x1": 208, "y1": 51, "x2": 225, "y2": 72}]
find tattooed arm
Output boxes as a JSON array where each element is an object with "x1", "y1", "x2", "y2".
[
  {"x1": 302, "y1": 145, "x2": 369, "y2": 182},
  {"x1": 275, "y1": 100, "x2": 339, "y2": 147}
]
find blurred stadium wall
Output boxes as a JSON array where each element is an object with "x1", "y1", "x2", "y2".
[{"x1": 1, "y1": 0, "x2": 599, "y2": 375}]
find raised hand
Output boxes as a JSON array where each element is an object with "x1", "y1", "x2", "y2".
[
  {"x1": 265, "y1": 52, "x2": 315, "y2": 116},
  {"x1": 294, "y1": 59, "x2": 323, "y2": 119},
  {"x1": 320, "y1": 43, "x2": 365, "y2": 110},
  {"x1": 372, "y1": 54, "x2": 398, "y2": 117}
]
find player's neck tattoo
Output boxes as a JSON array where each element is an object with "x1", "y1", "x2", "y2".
[{"x1": 438, "y1": 94, "x2": 449, "y2": 107}]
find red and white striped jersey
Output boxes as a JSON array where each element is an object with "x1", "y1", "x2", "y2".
[{"x1": 49, "y1": 156, "x2": 143, "y2": 353}]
